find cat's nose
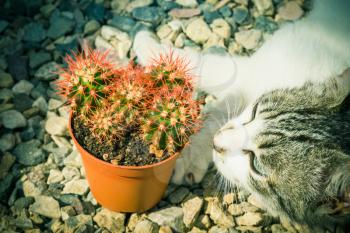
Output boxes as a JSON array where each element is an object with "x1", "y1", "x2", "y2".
[{"x1": 213, "y1": 141, "x2": 227, "y2": 154}]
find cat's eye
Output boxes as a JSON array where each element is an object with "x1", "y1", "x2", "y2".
[
  {"x1": 243, "y1": 102, "x2": 259, "y2": 126},
  {"x1": 242, "y1": 149, "x2": 267, "y2": 178}
]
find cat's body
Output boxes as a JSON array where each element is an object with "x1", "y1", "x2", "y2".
[{"x1": 133, "y1": 0, "x2": 350, "y2": 231}]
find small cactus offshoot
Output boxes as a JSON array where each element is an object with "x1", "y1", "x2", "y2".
[{"x1": 57, "y1": 48, "x2": 202, "y2": 161}]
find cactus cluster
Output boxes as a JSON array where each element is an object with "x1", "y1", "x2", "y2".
[{"x1": 57, "y1": 49, "x2": 202, "y2": 160}]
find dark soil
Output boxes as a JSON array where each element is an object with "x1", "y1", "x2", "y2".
[{"x1": 72, "y1": 116, "x2": 170, "y2": 166}]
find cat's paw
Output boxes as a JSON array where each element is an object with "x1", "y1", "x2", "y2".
[{"x1": 171, "y1": 147, "x2": 210, "y2": 185}]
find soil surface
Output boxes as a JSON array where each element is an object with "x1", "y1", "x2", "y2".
[{"x1": 72, "y1": 116, "x2": 170, "y2": 166}]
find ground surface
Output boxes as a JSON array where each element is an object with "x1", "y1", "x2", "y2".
[{"x1": 0, "y1": 0, "x2": 310, "y2": 232}]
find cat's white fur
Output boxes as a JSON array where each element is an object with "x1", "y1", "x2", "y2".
[{"x1": 133, "y1": 0, "x2": 350, "y2": 185}]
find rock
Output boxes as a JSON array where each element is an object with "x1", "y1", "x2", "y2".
[
  {"x1": 278, "y1": 2, "x2": 303, "y2": 21},
  {"x1": 100, "y1": 26, "x2": 132, "y2": 59},
  {"x1": 61, "y1": 205, "x2": 77, "y2": 221},
  {"x1": 134, "y1": 219, "x2": 159, "y2": 233},
  {"x1": 48, "y1": 99, "x2": 64, "y2": 110},
  {"x1": 95, "y1": 36, "x2": 114, "y2": 50},
  {"x1": 23, "y1": 22, "x2": 46, "y2": 42},
  {"x1": 93, "y1": 208, "x2": 126, "y2": 233},
  {"x1": 185, "y1": 18, "x2": 212, "y2": 44},
  {"x1": 236, "y1": 226, "x2": 262, "y2": 233},
  {"x1": 255, "y1": 16, "x2": 278, "y2": 33},
  {"x1": 223, "y1": 193, "x2": 236, "y2": 205},
  {"x1": 159, "y1": 226, "x2": 173, "y2": 233},
  {"x1": 47, "y1": 12, "x2": 75, "y2": 39},
  {"x1": 111, "y1": 0, "x2": 129, "y2": 11},
  {"x1": 0, "y1": 71, "x2": 14, "y2": 88},
  {"x1": 7, "y1": 54, "x2": 28, "y2": 81},
  {"x1": 85, "y1": 3, "x2": 105, "y2": 22},
  {"x1": 108, "y1": 15, "x2": 137, "y2": 32},
  {"x1": 0, "y1": 110, "x2": 27, "y2": 129},
  {"x1": 13, "y1": 93, "x2": 34, "y2": 111},
  {"x1": 203, "y1": 11, "x2": 221, "y2": 24},
  {"x1": 63, "y1": 150, "x2": 82, "y2": 168},
  {"x1": 228, "y1": 202, "x2": 260, "y2": 216},
  {"x1": 0, "y1": 134, "x2": 16, "y2": 153},
  {"x1": 194, "y1": 214, "x2": 211, "y2": 229},
  {"x1": 12, "y1": 80, "x2": 34, "y2": 95},
  {"x1": 236, "y1": 212, "x2": 271, "y2": 226},
  {"x1": 252, "y1": 0, "x2": 273, "y2": 15},
  {"x1": 168, "y1": 187, "x2": 190, "y2": 204},
  {"x1": 64, "y1": 214, "x2": 93, "y2": 233},
  {"x1": 208, "y1": 226, "x2": 228, "y2": 233},
  {"x1": 13, "y1": 197, "x2": 35, "y2": 210},
  {"x1": 62, "y1": 179, "x2": 89, "y2": 195},
  {"x1": 126, "y1": 0, "x2": 154, "y2": 12},
  {"x1": 0, "y1": 20, "x2": 8, "y2": 33},
  {"x1": 132, "y1": 7, "x2": 163, "y2": 25},
  {"x1": 175, "y1": 33, "x2": 186, "y2": 48},
  {"x1": 29, "y1": 51, "x2": 51, "y2": 69},
  {"x1": 235, "y1": 29, "x2": 262, "y2": 50},
  {"x1": 169, "y1": 8, "x2": 201, "y2": 18},
  {"x1": 13, "y1": 139, "x2": 45, "y2": 166},
  {"x1": 62, "y1": 166, "x2": 80, "y2": 181},
  {"x1": 176, "y1": 0, "x2": 198, "y2": 8},
  {"x1": 0, "y1": 88, "x2": 13, "y2": 102},
  {"x1": 233, "y1": 7, "x2": 249, "y2": 24},
  {"x1": 11, "y1": 216, "x2": 33, "y2": 229},
  {"x1": 34, "y1": 62, "x2": 59, "y2": 81},
  {"x1": 211, "y1": 18, "x2": 231, "y2": 39},
  {"x1": 45, "y1": 115, "x2": 67, "y2": 135},
  {"x1": 148, "y1": 207, "x2": 185, "y2": 232},
  {"x1": 47, "y1": 169, "x2": 64, "y2": 184},
  {"x1": 0, "y1": 152, "x2": 15, "y2": 179},
  {"x1": 22, "y1": 180, "x2": 42, "y2": 197},
  {"x1": 157, "y1": 23, "x2": 181, "y2": 42},
  {"x1": 189, "y1": 227, "x2": 207, "y2": 233},
  {"x1": 248, "y1": 195, "x2": 264, "y2": 209},
  {"x1": 127, "y1": 213, "x2": 141, "y2": 231},
  {"x1": 84, "y1": 20, "x2": 100, "y2": 34},
  {"x1": 29, "y1": 195, "x2": 61, "y2": 219},
  {"x1": 271, "y1": 224, "x2": 288, "y2": 233},
  {"x1": 182, "y1": 196, "x2": 203, "y2": 227},
  {"x1": 219, "y1": 6, "x2": 232, "y2": 18},
  {"x1": 32, "y1": 97, "x2": 48, "y2": 114},
  {"x1": 207, "y1": 200, "x2": 235, "y2": 228}
]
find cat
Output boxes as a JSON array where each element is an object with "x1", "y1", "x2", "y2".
[{"x1": 133, "y1": 0, "x2": 350, "y2": 231}]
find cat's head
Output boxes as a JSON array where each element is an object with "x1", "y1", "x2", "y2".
[{"x1": 213, "y1": 79, "x2": 350, "y2": 230}]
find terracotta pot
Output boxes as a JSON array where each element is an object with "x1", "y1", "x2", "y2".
[{"x1": 68, "y1": 113, "x2": 180, "y2": 212}]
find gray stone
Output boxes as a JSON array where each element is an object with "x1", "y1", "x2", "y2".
[
  {"x1": 0, "y1": 88, "x2": 13, "y2": 102},
  {"x1": 253, "y1": 0, "x2": 273, "y2": 14},
  {"x1": 7, "y1": 54, "x2": 28, "y2": 81},
  {"x1": 169, "y1": 8, "x2": 201, "y2": 18},
  {"x1": 278, "y1": 2, "x2": 304, "y2": 21},
  {"x1": 228, "y1": 202, "x2": 260, "y2": 216},
  {"x1": 211, "y1": 18, "x2": 231, "y2": 39},
  {"x1": 0, "y1": 110, "x2": 27, "y2": 129},
  {"x1": 48, "y1": 98, "x2": 64, "y2": 110},
  {"x1": 207, "y1": 200, "x2": 235, "y2": 228},
  {"x1": 45, "y1": 115, "x2": 67, "y2": 135},
  {"x1": 235, "y1": 29, "x2": 262, "y2": 50},
  {"x1": 100, "y1": 26, "x2": 132, "y2": 59},
  {"x1": 64, "y1": 214, "x2": 93, "y2": 233},
  {"x1": 23, "y1": 22, "x2": 46, "y2": 42},
  {"x1": 233, "y1": 7, "x2": 249, "y2": 24},
  {"x1": 47, "y1": 12, "x2": 75, "y2": 39},
  {"x1": 62, "y1": 166, "x2": 80, "y2": 181},
  {"x1": 63, "y1": 150, "x2": 82, "y2": 168},
  {"x1": 0, "y1": 20, "x2": 8, "y2": 33},
  {"x1": 11, "y1": 216, "x2": 33, "y2": 229},
  {"x1": 29, "y1": 51, "x2": 51, "y2": 69},
  {"x1": 47, "y1": 169, "x2": 64, "y2": 184},
  {"x1": 189, "y1": 227, "x2": 207, "y2": 233},
  {"x1": 13, "y1": 197, "x2": 35, "y2": 210},
  {"x1": 208, "y1": 226, "x2": 228, "y2": 233},
  {"x1": 0, "y1": 71, "x2": 14, "y2": 88},
  {"x1": 185, "y1": 18, "x2": 212, "y2": 44},
  {"x1": 132, "y1": 7, "x2": 163, "y2": 25},
  {"x1": 62, "y1": 179, "x2": 89, "y2": 195},
  {"x1": 84, "y1": 20, "x2": 100, "y2": 34},
  {"x1": 271, "y1": 224, "x2": 288, "y2": 233},
  {"x1": 29, "y1": 195, "x2": 61, "y2": 219},
  {"x1": 13, "y1": 139, "x2": 45, "y2": 166},
  {"x1": 134, "y1": 219, "x2": 159, "y2": 233},
  {"x1": 183, "y1": 196, "x2": 203, "y2": 227},
  {"x1": 22, "y1": 180, "x2": 42, "y2": 197},
  {"x1": 0, "y1": 133, "x2": 16, "y2": 152},
  {"x1": 108, "y1": 15, "x2": 136, "y2": 32},
  {"x1": 0, "y1": 152, "x2": 15, "y2": 179},
  {"x1": 236, "y1": 212, "x2": 271, "y2": 226},
  {"x1": 126, "y1": 0, "x2": 154, "y2": 12},
  {"x1": 34, "y1": 62, "x2": 59, "y2": 81},
  {"x1": 148, "y1": 207, "x2": 185, "y2": 232},
  {"x1": 169, "y1": 187, "x2": 190, "y2": 204},
  {"x1": 12, "y1": 80, "x2": 34, "y2": 95},
  {"x1": 176, "y1": 0, "x2": 198, "y2": 8},
  {"x1": 32, "y1": 96, "x2": 48, "y2": 114},
  {"x1": 93, "y1": 208, "x2": 126, "y2": 233}
]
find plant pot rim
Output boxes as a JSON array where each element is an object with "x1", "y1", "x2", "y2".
[{"x1": 68, "y1": 112, "x2": 181, "y2": 170}]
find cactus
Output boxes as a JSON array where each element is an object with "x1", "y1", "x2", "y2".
[
  {"x1": 56, "y1": 49, "x2": 118, "y2": 120},
  {"x1": 141, "y1": 52, "x2": 202, "y2": 158},
  {"x1": 57, "y1": 48, "x2": 202, "y2": 160}
]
